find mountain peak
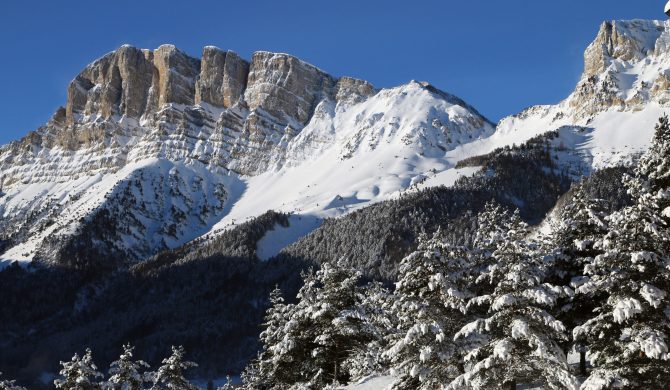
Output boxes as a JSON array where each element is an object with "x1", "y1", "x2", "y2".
[{"x1": 583, "y1": 19, "x2": 668, "y2": 78}]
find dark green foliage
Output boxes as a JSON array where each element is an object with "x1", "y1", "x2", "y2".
[{"x1": 0, "y1": 211, "x2": 305, "y2": 390}]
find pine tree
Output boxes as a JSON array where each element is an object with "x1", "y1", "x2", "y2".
[
  {"x1": 299, "y1": 262, "x2": 373, "y2": 388},
  {"x1": 245, "y1": 263, "x2": 378, "y2": 389},
  {"x1": 106, "y1": 344, "x2": 150, "y2": 390},
  {"x1": 244, "y1": 285, "x2": 297, "y2": 389},
  {"x1": 0, "y1": 372, "x2": 27, "y2": 390},
  {"x1": 54, "y1": 349, "x2": 104, "y2": 390},
  {"x1": 544, "y1": 183, "x2": 609, "y2": 375},
  {"x1": 450, "y1": 204, "x2": 578, "y2": 390},
  {"x1": 343, "y1": 281, "x2": 394, "y2": 382},
  {"x1": 576, "y1": 116, "x2": 670, "y2": 389},
  {"x1": 150, "y1": 346, "x2": 199, "y2": 390},
  {"x1": 385, "y1": 232, "x2": 474, "y2": 389},
  {"x1": 217, "y1": 376, "x2": 234, "y2": 390}
]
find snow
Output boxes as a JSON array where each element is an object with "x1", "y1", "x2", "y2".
[
  {"x1": 256, "y1": 215, "x2": 323, "y2": 260},
  {"x1": 204, "y1": 82, "x2": 493, "y2": 241},
  {"x1": 635, "y1": 329, "x2": 669, "y2": 359},
  {"x1": 493, "y1": 339, "x2": 514, "y2": 361},
  {"x1": 491, "y1": 294, "x2": 517, "y2": 311},
  {"x1": 511, "y1": 320, "x2": 530, "y2": 340},
  {"x1": 0, "y1": 158, "x2": 238, "y2": 263},
  {"x1": 639, "y1": 283, "x2": 666, "y2": 308},
  {"x1": 341, "y1": 375, "x2": 395, "y2": 390},
  {"x1": 612, "y1": 297, "x2": 643, "y2": 323}
]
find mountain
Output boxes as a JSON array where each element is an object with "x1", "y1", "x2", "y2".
[
  {"x1": 2, "y1": 18, "x2": 670, "y2": 388},
  {"x1": 0, "y1": 45, "x2": 494, "y2": 269},
  {"x1": 474, "y1": 19, "x2": 670, "y2": 168}
]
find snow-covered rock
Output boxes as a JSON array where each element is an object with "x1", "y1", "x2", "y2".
[
  {"x1": 483, "y1": 19, "x2": 670, "y2": 169},
  {"x1": 3, "y1": 19, "x2": 670, "y2": 267},
  {"x1": 0, "y1": 45, "x2": 494, "y2": 267}
]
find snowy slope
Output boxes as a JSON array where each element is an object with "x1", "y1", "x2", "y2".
[
  {"x1": 460, "y1": 20, "x2": 670, "y2": 169},
  {"x1": 0, "y1": 79, "x2": 493, "y2": 266},
  {"x1": 208, "y1": 82, "x2": 493, "y2": 234},
  {"x1": 3, "y1": 19, "x2": 670, "y2": 267}
]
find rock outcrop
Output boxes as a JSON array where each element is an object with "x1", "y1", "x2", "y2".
[
  {"x1": 583, "y1": 20, "x2": 663, "y2": 78},
  {"x1": 245, "y1": 52, "x2": 336, "y2": 125},
  {"x1": 65, "y1": 44, "x2": 201, "y2": 124},
  {"x1": 501, "y1": 19, "x2": 670, "y2": 130},
  {"x1": 152, "y1": 44, "x2": 201, "y2": 108},
  {"x1": 195, "y1": 46, "x2": 249, "y2": 108}
]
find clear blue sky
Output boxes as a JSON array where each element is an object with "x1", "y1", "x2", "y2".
[{"x1": 0, "y1": 0, "x2": 662, "y2": 145}]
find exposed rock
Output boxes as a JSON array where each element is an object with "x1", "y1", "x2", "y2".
[
  {"x1": 336, "y1": 77, "x2": 377, "y2": 105},
  {"x1": 65, "y1": 46, "x2": 156, "y2": 123},
  {"x1": 151, "y1": 44, "x2": 201, "y2": 108},
  {"x1": 584, "y1": 20, "x2": 664, "y2": 78},
  {"x1": 116, "y1": 45, "x2": 156, "y2": 118},
  {"x1": 245, "y1": 51, "x2": 336, "y2": 126},
  {"x1": 195, "y1": 47, "x2": 249, "y2": 108},
  {"x1": 221, "y1": 51, "x2": 250, "y2": 108},
  {"x1": 195, "y1": 46, "x2": 227, "y2": 107}
]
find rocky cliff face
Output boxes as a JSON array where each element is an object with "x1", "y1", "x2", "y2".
[
  {"x1": 0, "y1": 43, "x2": 494, "y2": 267},
  {"x1": 495, "y1": 19, "x2": 670, "y2": 168},
  {"x1": 0, "y1": 43, "x2": 381, "y2": 185}
]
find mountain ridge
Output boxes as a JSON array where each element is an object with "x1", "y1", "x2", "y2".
[
  {"x1": 0, "y1": 43, "x2": 494, "y2": 267},
  {"x1": 2, "y1": 18, "x2": 670, "y2": 269}
]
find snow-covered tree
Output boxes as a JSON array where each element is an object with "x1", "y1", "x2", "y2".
[
  {"x1": 544, "y1": 183, "x2": 609, "y2": 374},
  {"x1": 576, "y1": 116, "x2": 670, "y2": 389},
  {"x1": 243, "y1": 286, "x2": 293, "y2": 389},
  {"x1": 106, "y1": 344, "x2": 151, "y2": 390},
  {"x1": 450, "y1": 204, "x2": 578, "y2": 390},
  {"x1": 342, "y1": 281, "x2": 395, "y2": 382},
  {"x1": 245, "y1": 262, "x2": 379, "y2": 389},
  {"x1": 0, "y1": 372, "x2": 27, "y2": 390},
  {"x1": 54, "y1": 349, "x2": 104, "y2": 390},
  {"x1": 297, "y1": 262, "x2": 375, "y2": 388},
  {"x1": 385, "y1": 231, "x2": 474, "y2": 389},
  {"x1": 150, "y1": 346, "x2": 198, "y2": 390}
]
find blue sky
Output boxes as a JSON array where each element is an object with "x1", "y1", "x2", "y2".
[{"x1": 0, "y1": 1, "x2": 661, "y2": 145}]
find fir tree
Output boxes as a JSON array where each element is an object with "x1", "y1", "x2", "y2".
[
  {"x1": 106, "y1": 344, "x2": 150, "y2": 390},
  {"x1": 150, "y1": 346, "x2": 199, "y2": 390},
  {"x1": 450, "y1": 204, "x2": 578, "y2": 390},
  {"x1": 244, "y1": 285, "x2": 297, "y2": 389},
  {"x1": 245, "y1": 263, "x2": 378, "y2": 389},
  {"x1": 342, "y1": 281, "x2": 395, "y2": 382},
  {"x1": 385, "y1": 232, "x2": 474, "y2": 389},
  {"x1": 544, "y1": 183, "x2": 609, "y2": 375},
  {"x1": 576, "y1": 116, "x2": 670, "y2": 389},
  {"x1": 54, "y1": 349, "x2": 104, "y2": 390},
  {"x1": 299, "y1": 262, "x2": 373, "y2": 387},
  {"x1": 0, "y1": 372, "x2": 27, "y2": 390}
]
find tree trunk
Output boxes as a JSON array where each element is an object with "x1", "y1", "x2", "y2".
[
  {"x1": 504, "y1": 380, "x2": 516, "y2": 390},
  {"x1": 580, "y1": 350, "x2": 587, "y2": 376}
]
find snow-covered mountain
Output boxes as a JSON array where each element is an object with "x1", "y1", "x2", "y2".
[
  {"x1": 2, "y1": 19, "x2": 670, "y2": 268},
  {"x1": 461, "y1": 19, "x2": 670, "y2": 168},
  {"x1": 0, "y1": 45, "x2": 494, "y2": 267}
]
